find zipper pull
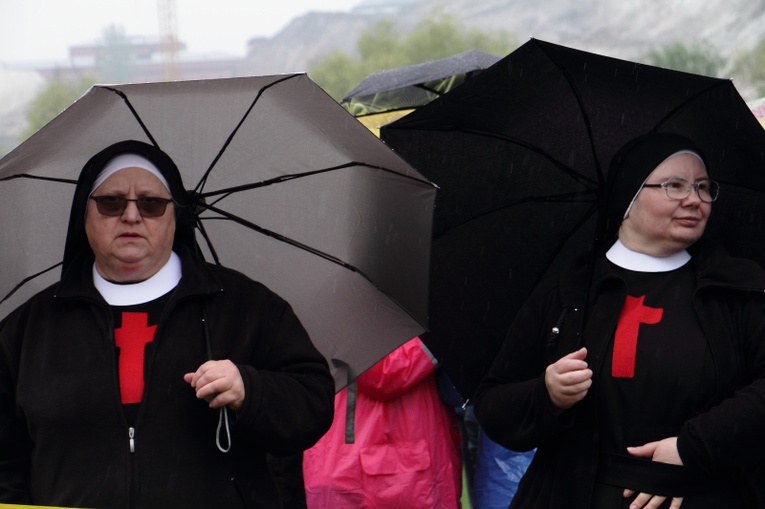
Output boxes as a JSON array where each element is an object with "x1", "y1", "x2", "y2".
[{"x1": 129, "y1": 427, "x2": 136, "y2": 453}]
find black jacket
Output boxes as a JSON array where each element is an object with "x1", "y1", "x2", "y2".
[
  {"x1": 474, "y1": 247, "x2": 765, "y2": 508},
  {"x1": 0, "y1": 246, "x2": 335, "y2": 509}
]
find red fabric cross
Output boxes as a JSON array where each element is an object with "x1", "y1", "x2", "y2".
[
  {"x1": 115, "y1": 312, "x2": 157, "y2": 404},
  {"x1": 612, "y1": 295, "x2": 663, "y2": 378}
]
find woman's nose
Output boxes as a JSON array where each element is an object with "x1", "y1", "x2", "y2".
[
  {"x1": 121, "y1": 200, "x2": 143, "y2": 222},
  {"x1": 681, "y1": 185, "x2": 703, "y2": 206}
]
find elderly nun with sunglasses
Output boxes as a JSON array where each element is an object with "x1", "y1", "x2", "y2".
[
  {"x1": 0, "y1": 140, "x2": 335, "y2": 509},
  {"x1": 474, "y1": 133, "x2": 765, "y2": 509}
]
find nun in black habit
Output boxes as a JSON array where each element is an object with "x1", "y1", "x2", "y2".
[
  {"x1": 0, "y1": 140, "x2": 334, "y2": 508},
  {"x1": 474, "y1": 133, "x2": 765, "y2": 508}
]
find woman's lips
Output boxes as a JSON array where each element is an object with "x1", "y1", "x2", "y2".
[{"x1": 674, "y1": 216, "x2": 701, "y2": 226}]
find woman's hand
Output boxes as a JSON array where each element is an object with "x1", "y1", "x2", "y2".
[
  {"x1": 623, "y1": 437, "x2": 683, "y2": 509},
  {"x1": 544, "y1": 347, "x2": 592, "y2": 411},
  {"x1": 184, "y1": 359, "x2": 245, "y2": 411}
]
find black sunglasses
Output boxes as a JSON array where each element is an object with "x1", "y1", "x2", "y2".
[{"x1": 89, "y1": 195, "x2": 174, "y2": 218}]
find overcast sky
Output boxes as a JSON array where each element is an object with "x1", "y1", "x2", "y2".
[{"x1": 0, "y1": 0, "x2": 361, "y2": 65}]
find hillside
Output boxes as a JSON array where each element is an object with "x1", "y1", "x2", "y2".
[
  {"x1": 240, "y1": 0, "x2": 765, "y2": 98},
  {"x1": 4, "y1": 0, "x2": 765, "y2": 151}
]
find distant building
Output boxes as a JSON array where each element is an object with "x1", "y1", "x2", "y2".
[
  {"x1": 34, "y1": 36, "x2": 244, "y2": 84},
  {"x1": 1, "y1": 37, "x2": 246, "y2": 155},
  {"x1": 68, "y1": 37, "x2": 186, "y2": 67}
]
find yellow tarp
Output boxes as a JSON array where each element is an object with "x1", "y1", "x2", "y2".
[
  {"x1": 747, "y1": 96, "x2": 765, "y2": 128},
  {"x1": 0, "y1": 505, "x2": 83, "y2": 508},
  {"x1": 354, "y1": 110, "x2": 414, "y2": 137}
]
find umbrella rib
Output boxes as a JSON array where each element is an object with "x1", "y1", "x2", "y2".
[
  {"x1": 196, "y1": 162, "x2": 431, "y2": 204},
  {"x1": 195, "y1": 203, "x2": 426, "y2": 329},
  {"x1": 0, "y1": 174, "x2": 77, "y2": 185},
  {"x1": 194, "y1": 217, "x2": 222, "y2": 265},
  {"x1": 434, "y1": 190, "x2": 597, "y2": 241},
  {"x1": 651, "y1": 79, "x2": 732, "y2": 131},
  {"x1": 532, "y1": 199, "x2": 601, "y2": 337},
  {"x1": 195, "y1": 74, "x2": 301, "y2": 194},
  {"x1": 0, "y1": 262, "x2": 62, "y2": 307},
  {"x1": 536, "y1": 199, "x2": 599, "y2": 270},
  {"x1": 442, "y1": 127, "x2": 599, "y2": 189},
  {"x1": 535, "y1": 39, "x2": 731, "y2": 183},
  {"x1": 198, "y1": 202, "x2": 359, "y2": 274},
  {"x1": 102, "y1": 87, "x2": 160, "y2": 147},
  {"x1": 104, "y1": 76, "x2": 306, "y2": 197},
  {"x1": 535, "y1": 41, "x2": 602, "y2": 185},
  {"x1": 413, "y1": 82, "x2": 450, "y2": 95}
]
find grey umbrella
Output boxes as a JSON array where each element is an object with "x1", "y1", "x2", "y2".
[
  {"x1": 342, "y1": 49, "x2": 502, "y2": 117},
  {"x1": 0, "y1": 74, "x2": 436, "y2": 391}
]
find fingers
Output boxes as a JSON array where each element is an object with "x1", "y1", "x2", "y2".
[
  {"x1": 629, "y1": 492, "x2": 666, "y2": 509},
  {"x1": 627, "y1": 437, "x2": 682, "y2": 466},
  {"x1": 626, "y1": 442, "x2": 658, "y2": 459},
  {"x1": 623, "y1": 438, "x2": 684, "y2": 508},
  {"x1": 670, "y1": 497, "x2": 684, "y2": 509},
  {"x1": 567, "y1": 346, "x2": 588, "y2": 361},
  {"x1": 545, "y1": 347, "x2": 593, "y2": 410},
  {"x1": 553, "y1": 348, "x2": 590, "y2": 378},
  {"x1": 184, "y1": 360, "x2": 245, "y2": 411},
  {"x1": 624, "y1": 492, "x2": 682, "y2": 509}
]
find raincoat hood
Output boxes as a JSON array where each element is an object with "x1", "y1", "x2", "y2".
[{"x1": 62, "y1": 140, "x2": 198, "y2": 274}]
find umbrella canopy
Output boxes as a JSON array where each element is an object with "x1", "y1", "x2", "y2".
[
  {"x1": 342, "y1": 49, "x2": 501, "y2": 119},
  {"x1": 0, "y1": 74, "x2": 437, "y2": 391},
  {"x1": 381, "y1": 38, "x2": 765, "y2": 400}
]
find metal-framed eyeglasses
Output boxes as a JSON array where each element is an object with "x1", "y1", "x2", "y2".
[
  {"x1": 642, "y1": 177, "x2": 719, "y2": 203},
  {"x1": 89, "y1": 195, "x2": 174, "y2": 217}
]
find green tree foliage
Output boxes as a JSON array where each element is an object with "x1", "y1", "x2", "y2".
[
  {"x1": 309, "y1": 11, "x2": 517, "y2": 100},
  {"x1": 18, "y1": 22, "x2": 133, "y2": 144},
  {"x1": 733, "y1": 37, "x2": 765, "y2": 97},
  {"x1": 19, "y1": 77, "x2": 95, "y2": 142},
  {"x1": 310, "y1": 51, "x2": 362, "y2": 103},
  {"x1": 642, "y1": 40, "x2": 724, "y2": 77}
]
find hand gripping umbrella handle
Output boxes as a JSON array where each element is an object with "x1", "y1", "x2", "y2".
[{"x1": 202, "y1": 304, "x2": 231, "y2": 453}]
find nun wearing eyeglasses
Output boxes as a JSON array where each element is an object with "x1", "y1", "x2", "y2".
[
  {"x1": 474, "y1": 133, "x2": 765, "y2": 509},
  {"x1": 0, "y1": 140, "x2": 334, "y2": 509}
]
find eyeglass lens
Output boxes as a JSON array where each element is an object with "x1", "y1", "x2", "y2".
[
  {"x1": 91, "y1": 196, "x2": 171, "y2": 217},
  {"x1": 664, "y1": 178, "x2": 718, "y2": 202}
]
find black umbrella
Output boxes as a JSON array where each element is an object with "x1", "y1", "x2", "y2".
[
  {"x1": 381, "y1": 38, "x2": 765, "y2": 400},
  {"x1": 342, "y1": 49, "x2": 502, "y2": 118},
  {"x1": 0, "y1": 74, "x2": 437, "y2": 391}
]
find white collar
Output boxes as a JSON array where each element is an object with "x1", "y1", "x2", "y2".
[
  {"x1": 93, "y1": 251, "x2": 182, "y2": 305},
  {"x1": 606, "y1": 239, "x2": 690, "y2": 272}
]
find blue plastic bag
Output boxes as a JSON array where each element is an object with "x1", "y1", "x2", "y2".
[{"x1": 472, "y1": 433, "x2": 535, "y2": 509}]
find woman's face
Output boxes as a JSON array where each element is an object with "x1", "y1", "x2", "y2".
[
  {"x1": 85, "y1": 167, "x2": 175, "y2": 282},
  {"x1": 618, "y1": 153, "x2": 711, "y2": 256}
]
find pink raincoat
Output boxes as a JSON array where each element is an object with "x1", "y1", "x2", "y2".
[{"x1": 303, "y1": 337, "x2": 462, "y2": 508}]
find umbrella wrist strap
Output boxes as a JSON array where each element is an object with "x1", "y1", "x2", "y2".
[
  {"x1": 216, "y1": 407, "x2": 232, "y2": 453},
  {"x1": 202, "y1": 303, "x2": 232, "y2": 454}
]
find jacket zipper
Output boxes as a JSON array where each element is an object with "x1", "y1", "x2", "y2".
[{"x1": 129, "y1": 427, "x2": 136, "y2": 453}]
